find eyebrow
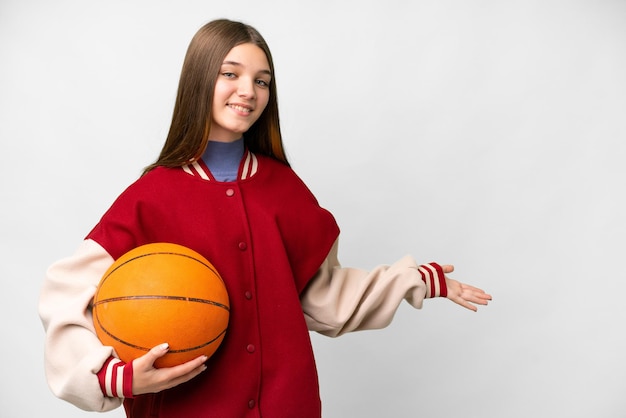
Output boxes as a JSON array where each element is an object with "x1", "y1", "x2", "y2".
[{"x1": 222, "y1": 60, "x2": 272, "y2": 76}]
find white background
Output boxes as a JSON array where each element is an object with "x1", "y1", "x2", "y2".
[{"x1": 1, "y1": 0, "x2": 625, "y2": 417}]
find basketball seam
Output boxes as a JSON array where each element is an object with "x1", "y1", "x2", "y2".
[
  {"x1": 97, "y1": 251, "x2": 225, "y2": 291},
  {"x1": 93, "y1": 295, "x2": 229, "y2": 311},
  {"x1": 94, "y1": 309, "x2": 228, "y2": 354}
]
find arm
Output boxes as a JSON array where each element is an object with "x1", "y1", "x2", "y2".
[
  {"x1": 38, "y1": 240, "x2": 208, "y2": 410},
  {"x1": 301, "y1": 239, "x2": 491, "y2": 337},
  {"x1": 38, "y1": 239, "x2": 123, "y2": 411}
]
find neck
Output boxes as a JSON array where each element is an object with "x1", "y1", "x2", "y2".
[{"x1": 201, "y1": 138, "x2": 245, "y2": 182}]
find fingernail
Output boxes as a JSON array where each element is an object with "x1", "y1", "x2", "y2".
[
  {"x1": 161, "y1": 343, "x2": 169, "y2": 351},
  {"x1": 201, "y1": 355, "x2": 208, "y2": 362}
]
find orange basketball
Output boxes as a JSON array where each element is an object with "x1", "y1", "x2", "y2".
[{"x1": 93, "y1": 243, "x2": 230, "y2": 368}]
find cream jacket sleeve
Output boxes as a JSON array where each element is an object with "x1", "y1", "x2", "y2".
[
  {"x1": 301, "y1": 239, "x2": 445, "y2": 337},
  {"x1": 38, "y1": 239, "x2": 122, "y2": 412}
]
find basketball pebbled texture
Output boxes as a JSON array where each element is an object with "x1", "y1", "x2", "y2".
[{"x1": 93, "y1": 243, "x2": 230, "y2": 368}]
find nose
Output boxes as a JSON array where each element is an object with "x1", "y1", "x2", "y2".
[{"x1": 237, "y1": 77, "x2": 256, "y2": 99}]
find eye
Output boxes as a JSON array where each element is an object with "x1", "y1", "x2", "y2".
[
  {"x1": 256, "y1": 79, "x2": 270, "y2": 88},
  {"x1": 221, "y1": 72, "x2": 236, "y2": 79}
]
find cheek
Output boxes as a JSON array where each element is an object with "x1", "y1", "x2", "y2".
[
  {"x1": 257, "y1": 91, "x2": 270, "y2": 114},
  {"x1": 212, "y1": 81, "x2": 231, "y2": 107}
]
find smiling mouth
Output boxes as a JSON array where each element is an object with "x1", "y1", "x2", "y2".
[{"x1": 228, "y1": 104, "x2": 253, "y2": 114}]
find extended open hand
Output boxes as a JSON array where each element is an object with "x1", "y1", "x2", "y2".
[{"x1": 441, "y1": 265, "x2": 492, "y2": 312}]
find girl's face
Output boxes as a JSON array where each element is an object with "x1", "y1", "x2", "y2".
[{"x1": 209, "y1": 43, "x2": 272, "y2": 142}]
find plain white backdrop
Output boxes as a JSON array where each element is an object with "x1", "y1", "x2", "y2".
[{"x1": 1, "y1": 0, "x2": 625, "y2": 417}]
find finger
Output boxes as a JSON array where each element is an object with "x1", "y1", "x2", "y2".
[
  {"x1": 475, "y1": 292, "x2": 493, "y2": 301},
  {"x1": 459, "y1": 284, "x2": 492, "y2": 300},
  {"x1": 164, "y1": 362, "x2": 208, "y2": 388},
  {"x1": 441, "y1": 264, "x2": 454, "y2": 274},
  {"x1": 460, "y1": 283, "x2": 488, "y2": 294},
  {"x1": 169, "y1": 355, "x2": 209, "y2": 375},
  {"x1": 157, "y1": 356, "x2": 208, "y2": 390},
  {"x1": 135, "y1": 343, "x2": 170, "y2": 370},
  {"x1": 158, "y1": 355, "x2": 208, "y2": 379},
  {"x1": 465, "y1": 294, "x2": 491, "y2": 305},
  {"x1": 468, "y1": 290, "x2": 493, "y2": 302},
  {"x1": 450, "y1": 287, "x2": 491, "y2": 310},
  {"x1": 460, "y1": 290, "x2": 493, "y2": 308},
  {"x1": 454, "y1": 297, "x2": 478, "y2": 312}
]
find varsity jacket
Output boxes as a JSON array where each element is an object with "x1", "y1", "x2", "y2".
[{"x1": 39, "y1": 151, "x2": 447, "y2": 417}]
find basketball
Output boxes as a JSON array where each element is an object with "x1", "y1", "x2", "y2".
[{"x1": 92, "y1": 243, "x2": 230, "y2": 368}]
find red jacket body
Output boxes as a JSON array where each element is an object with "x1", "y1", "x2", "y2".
[{"x1": 88, "y1": 153, "x2": 340, "y2": 417}]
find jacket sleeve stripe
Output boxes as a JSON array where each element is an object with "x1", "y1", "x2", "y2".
[
  {"x1": 418, "y1": 263, "x2": 447, "y2": 298},
  {"x1": 103, "y1": 358, "x2": 122, "y2": 397}
]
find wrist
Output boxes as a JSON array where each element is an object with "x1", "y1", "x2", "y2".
[
  {"x1": 97, "y1": 357, "x2": 135, "y2": 399},
  {"x1": 418, "y1": 262, "x2": 448, "y2": 298}
]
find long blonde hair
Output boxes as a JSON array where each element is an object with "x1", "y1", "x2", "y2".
[{"x1": 145, "y1": 19, "x2": 287, "y2": 173}]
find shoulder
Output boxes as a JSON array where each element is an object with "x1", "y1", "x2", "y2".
[
  {"x1": 253, "y1": 154, "x2": 337, "y2": 227},
  {"x1": 255, "y1": 154, "x2": 293, "y2": 175},
  {"x1": 136, "y1": 166, "x2": 183, "y2": 185},
  {"x1": 114, "y1": 166, "x2": 185, "y2": 199},
  {"x1": 255, "y1": 155, "x2": 316, "y2": 198},
  {"x1": 86, "y1": 167, "x2": 185, "y2": 253}
]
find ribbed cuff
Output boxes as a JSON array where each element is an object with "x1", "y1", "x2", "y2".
[
  {"x1": 123, "y1": 360, "x2": 134, "y2": 398},
  {"x1": 97, "y1": 357, "x2": 135, "y2": 399},
  {"x1": 418, "y1": 262, "x2": 448, "y2": 298}
]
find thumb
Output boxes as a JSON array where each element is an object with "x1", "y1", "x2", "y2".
[
  {"x1": 135, "y1": 343, "x2": 169, "y2": 370},
  {"x1": 441, "y1": 264, "x2": 454, "y2": 274}
]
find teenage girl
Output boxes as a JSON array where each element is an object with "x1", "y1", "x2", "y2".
[{"x1": 39, "y1": 19, "x2": 491, "y2": 418}]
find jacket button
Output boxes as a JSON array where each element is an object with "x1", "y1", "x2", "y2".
[
  {"x1": 246, "y1": 344, "x2": 255, "y2": 353},
  {"x1": 244, "y1": 291, "x2": 252, "y2": 300},
  {"x1": 238, "y1": 242, "x2": 247, "y2": 250},
  {"x1": 226, "y1": 188, "x2": 235, "y2": 197},
  {"x1": 248, "y1": 399, "x2": 256, "y2": 409}
]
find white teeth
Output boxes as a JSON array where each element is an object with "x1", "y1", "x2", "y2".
[{"x1": 229, "y1": 104, "x2": 251, "y2": 113}]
